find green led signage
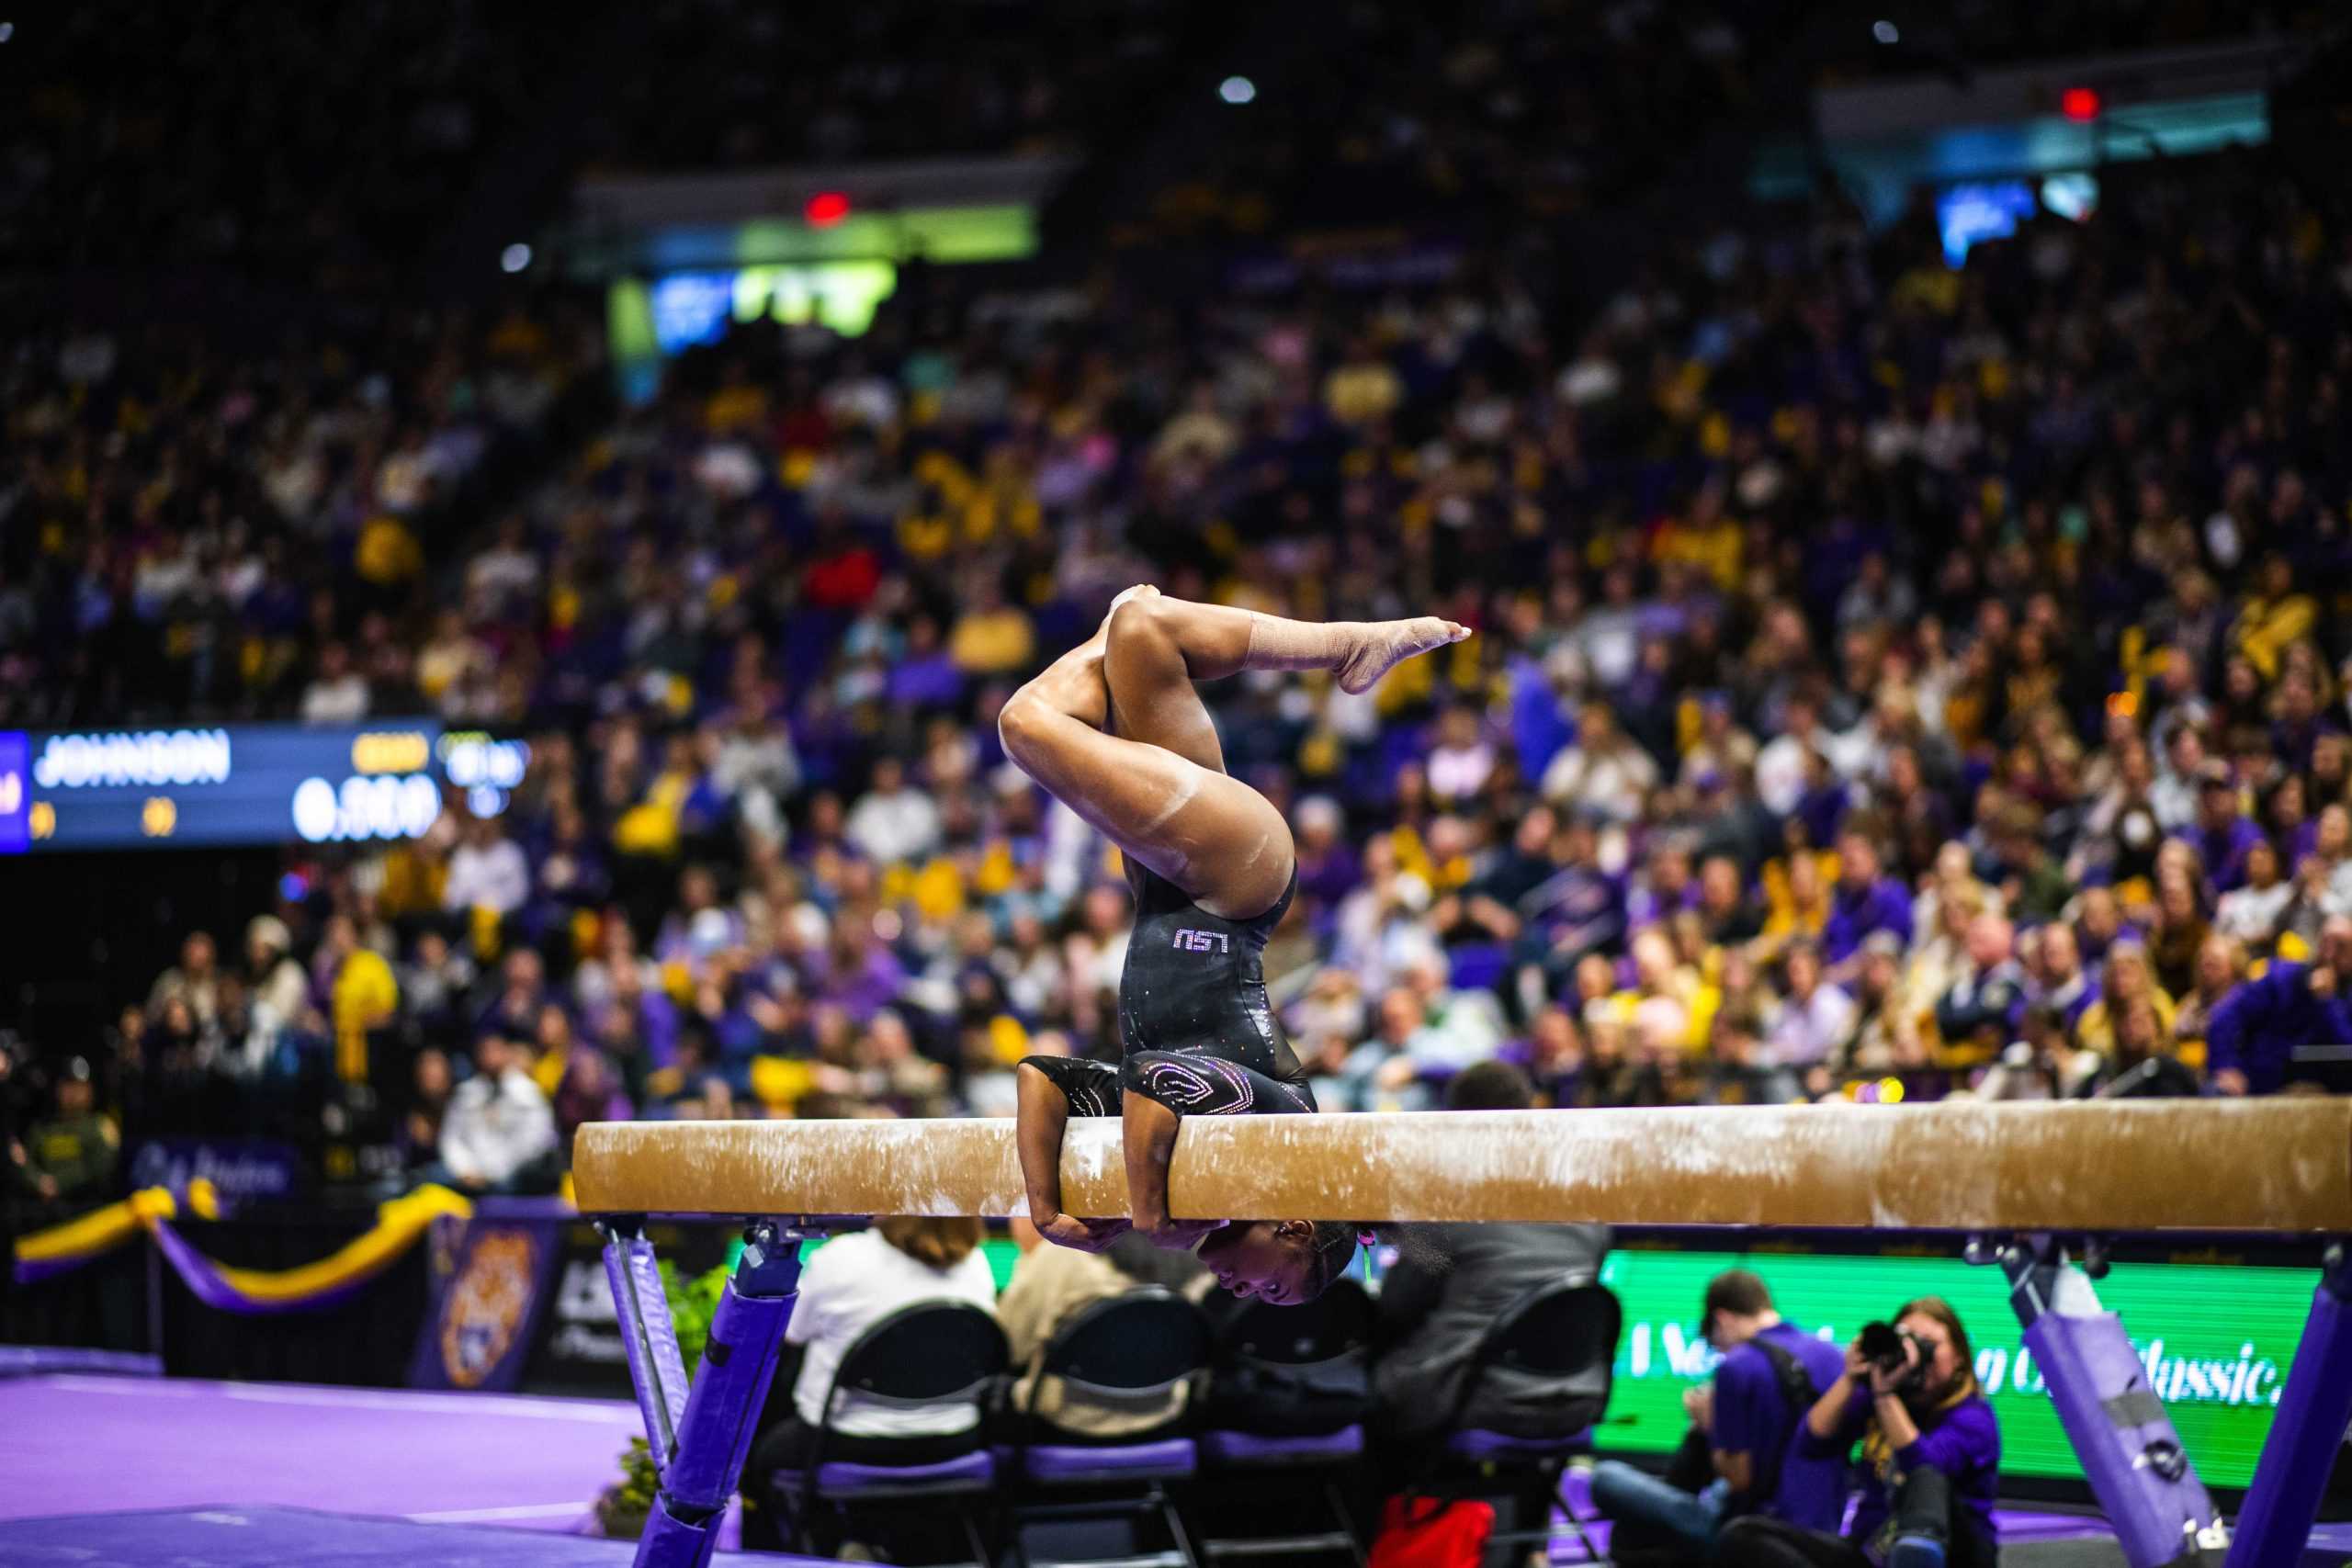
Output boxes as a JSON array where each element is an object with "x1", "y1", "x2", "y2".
[{"x1": 1596, "y1": 1248, "x2": 2313, "y2": 1488}]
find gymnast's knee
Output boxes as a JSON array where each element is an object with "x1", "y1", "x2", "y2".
[{"x1": 1106, "y1": 590, "x2": 1177, "y2": 659}]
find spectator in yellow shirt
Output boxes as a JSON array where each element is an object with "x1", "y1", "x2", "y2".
[
  {"x1": 947, "y1": 576, "x2": 1036, "y2": 676},
  {"x1": 1323, "y1": 338, "x2": 1403, "y2": 426}
]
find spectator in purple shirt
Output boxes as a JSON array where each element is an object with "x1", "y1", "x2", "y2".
[
  {"x1": 2206, "y1": 915, "x2": 2352, "y2": 1095},
  {"x1": 1722, "y1": 1296, "x2": 1999, "y2": 1568},
  {"x1": 1591, "y1": 1269, "x2": 1849, "y2": 1557},
  {"x1": 886, "y1": 613, "x2": 967, "y2": 709},
  {"x1": 1823, "y1": 825, "x2": 1912, "y2": 972},
  {"x1": 2183, "y1": 765, "x2": 2264, "y2": 894},
  {"x1": 1291, "y1": 795, "x2": 1364, "y2": 917}
]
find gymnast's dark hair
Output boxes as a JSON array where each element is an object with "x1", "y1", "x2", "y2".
[{"x1": 1302, "y1": 1221, "x2": 1449, "y2": 1300}]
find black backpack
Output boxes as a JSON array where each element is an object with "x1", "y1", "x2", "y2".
[{"x1": 1735, "y1": 1331, "x2": 1823, "y2": 1517}]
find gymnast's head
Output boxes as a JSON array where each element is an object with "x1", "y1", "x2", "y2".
[{"x1": 1195, "y1": 1219, "x2": 1364, "y2": 1305}]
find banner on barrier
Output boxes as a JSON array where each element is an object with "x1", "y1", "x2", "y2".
[
  {"x1": 407, "y1": 1205, "x2": 564, "y2": 1393},
  {"x1": 126, "y1": 1140, "x2": 304, "y2": 1203}
]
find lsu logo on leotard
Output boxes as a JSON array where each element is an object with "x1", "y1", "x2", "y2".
[{"x1": 1172, "y1": 928, "x2": 1229, "y2": 953}]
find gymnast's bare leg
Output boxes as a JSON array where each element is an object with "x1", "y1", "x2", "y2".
[
  {"x1": 1000, "y1": 589, "x2": 1466, "y2": 919},
  {"x1": 1001, "y1": 590, "x2": 1466, "y2": 1256}
]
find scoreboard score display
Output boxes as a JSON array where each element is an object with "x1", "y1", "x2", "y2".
[{"x1": 0, "y1": 723, "x2": 528, "y2": 853}]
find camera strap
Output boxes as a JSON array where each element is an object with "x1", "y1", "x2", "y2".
[{"x1": 1742, "y1": 1331, "x2": 1822, "y2": 1515}]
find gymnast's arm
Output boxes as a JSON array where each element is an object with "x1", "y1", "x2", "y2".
[
  {"x1": 1122, "y1": 1092, "x2": 1189, "y2": 1243},
  {"x1": 1015, "y1": 1060, "x2": 1128, "y2": 1253}
]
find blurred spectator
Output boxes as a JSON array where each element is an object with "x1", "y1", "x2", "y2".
[
  {"x1": 445, "y1": 816, "x2": 532, "y2": 919},
  {"x1": 1765, "y1": 942, "x2": 1854, "y2": 1081},
  {"x1": 999, "y1": 1218, "x2": 1203, "y2": 1440},
  {"x1": 845, "y1": 756, "x2": 942, "y2": 867},
  {"x1": 12, "y1": 1061, "x2": 119, "y2": 1203},
  {"x1": 1823, "y1": 827, "x2": 1912, "y2": 970},
  {"x1": 147, "y1": 932, "x2": 222, "y2": 1032},
  {"x1": 1999, "y1": 1004, "x2": 2099, "y2": 1101},
  {"x1": 300, "y1": 643, "x2": 371, "y2": 725},
  {"x1": 1369, "y1": 1064, "x2": 1610, "y2": 1445},
  {"x1": 2206, "y1": 917, "x2": 2352, "y2": 1096},
  {"x1": 2077, "y1": 998, "x2": 2201, "y2": 1100},
  {"x1": 2214, "y1": 840, "x2": 2292, "y2": 948},
  {"x1": 1932, "y1": 915, "x2": 2026, "y2": 1064},
  {"x1": 2026, "y1": 924, "x2": 2098, "y2": 1033},
  {"x1": 427, "y1": 1032, "x2": 559, "y2": 1194},
  {"x1": 1338, "y1": 987, "x2": 1443, "y2": 1113},
  {"x1": 2073, "y1": 942, "x2": 2175, "y2": 1060},
  {"x1": 392, "y1": 1048, "x2": 458, "y2": 1187}
]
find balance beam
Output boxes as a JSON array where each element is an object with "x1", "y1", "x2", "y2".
[{"x1": 573, "y1": 1099, "x2": 2352, "y2": 1232}]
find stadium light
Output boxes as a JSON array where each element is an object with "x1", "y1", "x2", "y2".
[{"x1": 1219, "y1": 75, "x2": 1256, "y2": 106}]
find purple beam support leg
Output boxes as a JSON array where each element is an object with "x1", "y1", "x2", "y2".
[
  {"x1": 633, "y1": 1222, "x2": 805, "y2": 1568},
  {"x1": 1996, "y1": 1239, "x2": 2229, "y2": 1568},
  {"x1": 602, "y1": 1224, "x2": 689, "y2": 1468},
  {"x1": 2229, "y1": 1245, "x2": 2352, "y2": 1568}
]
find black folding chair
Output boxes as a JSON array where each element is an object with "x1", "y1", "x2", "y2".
[
  {"x1": 1423, "y1": 1275, "x2": 1621, "y2": 1566},
  {"x1": 1007, "y1": 1286, "x2": 1212, "y2": 1568},
  {"x1": 766, "y1": 1299, "x2": 1010, "y2": 1564},
  {"x1": 1193, "y1": 1278, "x2": 1374, "y2": 1565}
]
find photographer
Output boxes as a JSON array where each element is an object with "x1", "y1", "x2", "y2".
[
  {"x1": 1590, "y1": 1269, "x2": 1848, "y2": 1561},
  {"x1": 1720, "y1": 1299, "x2": 1998, "y2": 1568}
]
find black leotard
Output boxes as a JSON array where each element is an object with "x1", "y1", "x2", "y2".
[{"x1": 1023, "y1": 864, "x2": 1315, "y2": 1119}]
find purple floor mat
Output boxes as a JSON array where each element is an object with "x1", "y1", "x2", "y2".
[
  {"x1": 0, "y1": 1505, "x2": 831, "y2": 1566},
  {"x1": 0, "y1": 1373, "x2": 640, "y2": 1533},
  {"x1": 0, "y1": 1506, "x2": 641, "y2": 1566},
  {"x1": 0, "y1": 1345, "x2": 161, "y2": 1380}
]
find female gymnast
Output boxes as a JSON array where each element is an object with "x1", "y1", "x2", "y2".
[{"x1": 1001, "y1": 586, "x2": 1467, "y2": 1303}]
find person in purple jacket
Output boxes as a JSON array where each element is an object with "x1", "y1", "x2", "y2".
[
  {"x1": 2205, "y1": 914, "x2": 2352, "y2": 1095},
  {"x1": 1590, "y1": 1269, "x2": 1849, "y2": 1560},
  {"x1": 1822, "y1": 825, "x2": 1913, "y2": 974},
  {"x1": 1720, "y1": 1297, "x2": 1998, "y2": 1568}
]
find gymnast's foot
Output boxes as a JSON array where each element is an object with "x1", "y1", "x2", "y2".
[{"x1": 1331, "y1": 616, "x2": 1472, "y2": 694}]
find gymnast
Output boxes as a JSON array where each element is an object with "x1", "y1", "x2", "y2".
[{"x1": 1001, "y1": 586, "x2": 1467, "y2": 1303}]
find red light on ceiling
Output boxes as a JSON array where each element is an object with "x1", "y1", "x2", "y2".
[
  {"x1": 2060, "y1": 86, "x2": 2101, "y2": 121},
  {"x1": 805, "y1": 191, "x2": 851, "y2": 228}
]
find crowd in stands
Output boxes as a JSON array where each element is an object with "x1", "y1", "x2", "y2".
[
  {"x1": 602, "y1": 0, "x2": 1190, "y2": 171},
  {"x1": 0, "y1": 303, "x2": 603, "y2": 728},
  {"x1": 9, "y1": 138, "x2": 2352, "y2": 1208},
  {"x1": 1137, "y1": 0, "x2": 1793, "y2": 242},
  {"x1": 7, "y1": 1, "x2": 560, "y2": 283}
]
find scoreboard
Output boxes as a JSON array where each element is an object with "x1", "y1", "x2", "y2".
[{"x1": 0, "y1": 723, "x2": 528, "y2": 854}]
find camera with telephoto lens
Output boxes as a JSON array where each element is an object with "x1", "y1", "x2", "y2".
[{"x1": 1858, "y1": 1320, "x2": 1928, "y2": 1389}]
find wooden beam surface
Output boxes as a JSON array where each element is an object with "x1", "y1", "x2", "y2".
[{"x1": 570, "y1": 1100, "x2": 2352, "y2": 1233}]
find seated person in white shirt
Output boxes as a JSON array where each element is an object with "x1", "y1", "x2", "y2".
[{"x1": 746, "y1": 1218, "x2": 999, "y2": 1552}]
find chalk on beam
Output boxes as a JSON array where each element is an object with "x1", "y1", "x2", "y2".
[{"x1": 571, "y1": 1100, "x2": 2352, "y2": 1235}]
